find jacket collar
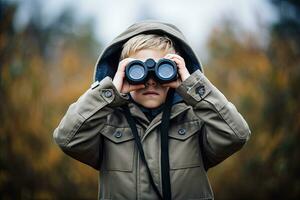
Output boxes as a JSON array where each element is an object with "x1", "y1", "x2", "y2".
[
  {"x1": 128, "y1": 103, "x2": 150, "y2": 125},
  {"x1": 128, "y1": 102, "x2": 191, "y2": 141}
]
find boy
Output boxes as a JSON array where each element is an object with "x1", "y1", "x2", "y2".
[{"x1": 53, "y1": 20, "x2": 251, "y2": 200}]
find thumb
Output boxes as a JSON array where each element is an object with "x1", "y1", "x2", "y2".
[
  {"x1": 162, "y1": 79, "x2": 181, "y2": 89},
  {"x1": 128, "y1": 84, "x2": 145, "y2": 92}
]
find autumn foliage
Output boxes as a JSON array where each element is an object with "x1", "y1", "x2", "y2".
[{"x1": 0, "y1": 0, "x2": 299, "y2": 199}]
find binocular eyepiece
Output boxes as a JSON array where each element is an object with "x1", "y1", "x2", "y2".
[{"x1": 125, "y1": 58, "x2": 177, "y2": 84}]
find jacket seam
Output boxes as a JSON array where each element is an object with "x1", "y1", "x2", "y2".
[
  {"x1": 63, "y1": 112, "x2": 86, "y2": 147},
  {"x1": 218, "y1": 102, "x2": 249, "y2": 140},
  {"x1": 201, "y1": 122, "x2": 247, "y2": 160},
  {"x1": 203, "y1": 100, "x2": 247, "y2": 140}
]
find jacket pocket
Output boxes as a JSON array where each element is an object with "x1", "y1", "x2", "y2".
[
  {"x1": 168, "y1": 120, "x2": 203, "y2": 170},
  {"x1": 101, "y1": 125, "x2": 135, "y2": 172}
]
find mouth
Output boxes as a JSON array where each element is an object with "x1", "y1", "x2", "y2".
[{"x1": 142, "y1": 90, "x2": 159, "y2": 95}]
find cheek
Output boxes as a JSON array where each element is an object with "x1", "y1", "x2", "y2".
[
  {"x1": 130, "y1": 91, "x2": 143, "y2": 102},
  {"x1": 129, "y1": 91, "x2": 138, "y2": 100}
]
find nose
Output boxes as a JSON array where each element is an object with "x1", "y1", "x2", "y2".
[{"x1": 145, "y1": 78, "x2": 157, "y2": 87}]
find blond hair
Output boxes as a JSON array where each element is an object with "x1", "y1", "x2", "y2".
[{"x1": 120, "y1": 34, "x2": 176, "y2": 60}]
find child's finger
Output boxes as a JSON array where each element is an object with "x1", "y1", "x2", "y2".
[
  {"x1": 118, "y1": 58, "x2": 135, "y2": 72},
  {"x1": 128, "y1": 84, "x2": 145, "y2": 92},
  {"x1": 164, "y1": 54, "x2": 183, "y2": 61},
  {"x1": 162, "y1": 79, "x2": 181, "y2": 89},
  {"x1": 171, "y1": 57, "x2": 186, "y2": 68},
  {"x1": 162, "y1": 82, "x2": 172, "y2": 88}
]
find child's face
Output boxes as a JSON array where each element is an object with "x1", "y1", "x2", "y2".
[{"x1": 129, "y1": 49, "x2": 174, "y2": 109}]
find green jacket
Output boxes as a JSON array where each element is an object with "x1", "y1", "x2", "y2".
[{"x1": 53, "y1": 21, "x2": 251, "y2": 200}]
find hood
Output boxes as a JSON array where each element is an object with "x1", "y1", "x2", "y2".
[{"x1": 93, "y1": 20, "x2": 203, "y2": 82}]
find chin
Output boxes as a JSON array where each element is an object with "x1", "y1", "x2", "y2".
[
  {"x1": 141, "y1": 102, "x2": 162, "y2": 109},
  {"x1": 144, "y1": 105, "x2": 159, "y2": 109}
]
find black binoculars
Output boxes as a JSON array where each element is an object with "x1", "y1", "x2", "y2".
[{"x1": 125, "y1": 58, "x2": 178, "y2": 84}]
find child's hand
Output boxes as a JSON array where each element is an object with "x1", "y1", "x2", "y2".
[
  {"x1": 113, "y1": 58, "x2": 145, "y2": 93},
  {"x1": 162, "y1": 54, "x2": 190, "y2": 88}
]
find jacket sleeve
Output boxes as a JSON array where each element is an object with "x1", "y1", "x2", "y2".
[
  {"x1": 176, "y1": 69, "x2": 251, "y2": 169},
  {"x1": 53, "y1": 77, "x2": 129, "y2": 170}
]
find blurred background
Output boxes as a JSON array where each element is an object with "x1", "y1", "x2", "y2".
[{"x1": 0, "y1": 0, "x2": 299, "y2": 199}]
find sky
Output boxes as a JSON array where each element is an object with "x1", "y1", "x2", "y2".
[{"x1": 11, "y1": 0, "x2": 278, "y2": 55}]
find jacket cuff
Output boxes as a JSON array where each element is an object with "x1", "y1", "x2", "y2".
[
  {"x1": 90, "y1": 76, "x2": 130, "y2": 107},
  {"x1": 176, "y1": 69, "x2": 228, "y2": 111},
  {"x1": 76, "y1": 77, "x2": 129, "y2": 119}
]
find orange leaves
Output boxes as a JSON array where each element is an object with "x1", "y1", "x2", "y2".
[{"x1": 0, "y1": 4, "x2": 99, "y2": 197}]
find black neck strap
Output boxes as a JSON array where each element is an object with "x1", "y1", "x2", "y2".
[
  {"x1": 122, "y1": 105, "x2": 163, "y2": 200},
  {"x1": 160, "y1": 89, "x2": 174, "y2": 200},
  {"x1": 122, "y1": 89, "x2": 174, "y2": 200}
]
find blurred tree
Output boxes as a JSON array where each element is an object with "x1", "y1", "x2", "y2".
[
  {"x1": 0, "y1": 1, "x2": 101, "y2": 199},
  {"x1": 260, "y1": 0, "x2": 300, "y2": 198},
  {"x1": 206, "y1": 0, "x2": 300, "y2": 199},
  {"x1": 205, "y1": 20, "x2": 271, "y2": 200}
]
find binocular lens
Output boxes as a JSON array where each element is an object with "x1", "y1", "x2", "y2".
[
  {"x1": 157, "y1": 63, "x2": 174, "y2": 79},
  {"x1": 128, "y1": 65, "x2": 145, "y2": 80}
]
